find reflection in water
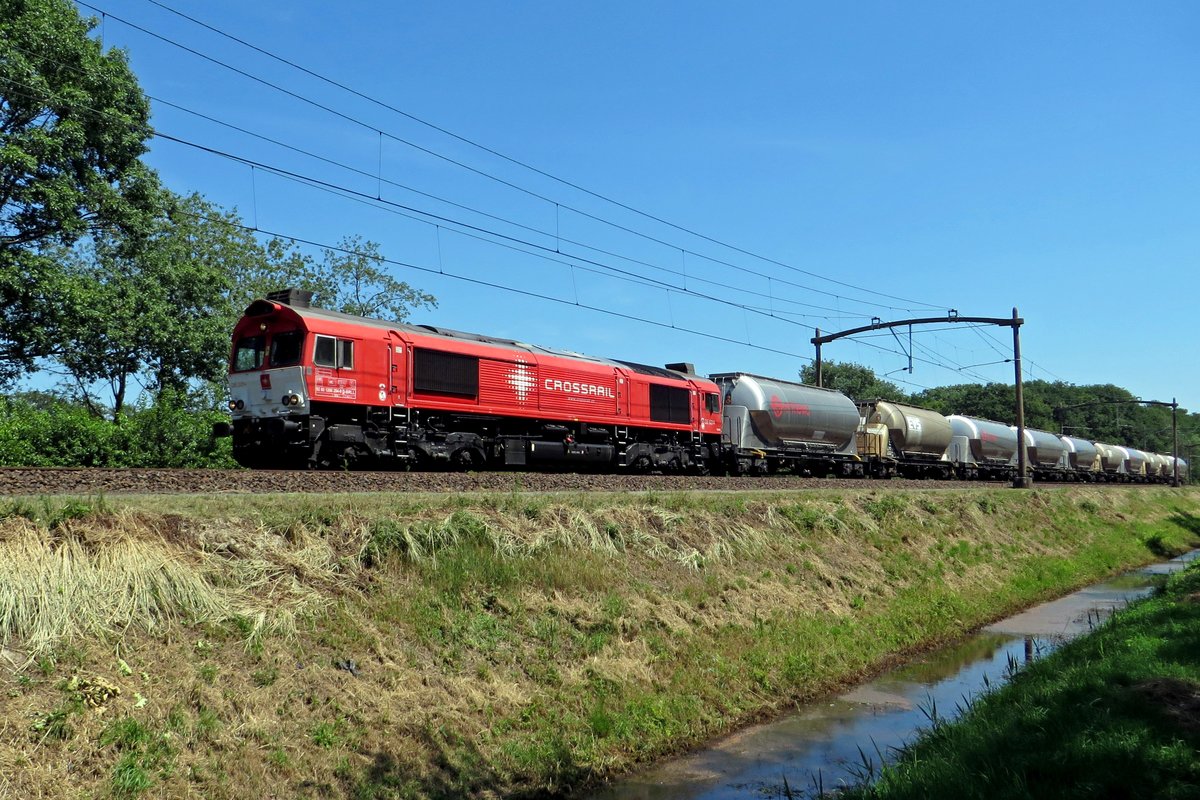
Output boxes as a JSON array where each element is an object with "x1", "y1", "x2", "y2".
[{"x1": 584, "y1": 552, "x2": 1197, "y2": 800}]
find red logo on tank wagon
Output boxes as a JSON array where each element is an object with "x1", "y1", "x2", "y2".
[{"x1": 770, "y1": 395, "x2": 810, "y2": 419}]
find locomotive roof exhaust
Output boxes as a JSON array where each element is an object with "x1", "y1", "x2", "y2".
[{"x1": 266, "y1": 288, "x2": 313, "y2": 308}]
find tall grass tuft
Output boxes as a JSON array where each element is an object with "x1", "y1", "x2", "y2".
[
  {"x1": 0, "y1": 509, "x2": 326, "y2": 656},
  {"x1": 0, "y1": 514, "x2": 233, "y2": 655}
]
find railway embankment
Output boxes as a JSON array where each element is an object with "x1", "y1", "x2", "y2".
[{"x1": 1, "y1": 486, "x2": 1197, "y2": 798}]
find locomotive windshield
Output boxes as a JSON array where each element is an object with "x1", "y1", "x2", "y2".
[
  {"x1": 269, "y1": 330, "x2": 304, "y2": 367},
  {"x1": 232, "y1": 335, "x2": 266, "y2": 371}
]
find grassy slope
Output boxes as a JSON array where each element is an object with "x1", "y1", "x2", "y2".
[
  {"x1": 839, "y1": 559, "x2": 1200, "y2": 800},
  {"x1": 0, "y1": 487, "x2": 1197, "y2": 799}
]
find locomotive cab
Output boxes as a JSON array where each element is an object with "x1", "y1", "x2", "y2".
[{"x1": 223, "y1": 300, "x2": 320, "y2": 467}]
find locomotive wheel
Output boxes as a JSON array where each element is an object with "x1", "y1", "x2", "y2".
[{"x1": 451, "y1": 446, "x2": 487, "y2": 470}]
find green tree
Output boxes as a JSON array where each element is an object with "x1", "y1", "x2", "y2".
[
  {"x1": 57, "y1": 193, "x2": 251, "y2": 416},
  {"x1": 231, "y1": 234, "x2": 436, "y2": 321},
  {"x1": 0, "y1": 0, "x2": 162, "y2": 384},
  {"x1": 913, "y1": 382, "x2": 1016, "y2": 422},
  {"x1": 799, "y1": 361, "x2": 909, "y2": 403}
]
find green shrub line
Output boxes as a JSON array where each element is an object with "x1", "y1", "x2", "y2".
[
  {"x1": 0, "y1": 392, "x2": 235, "y2": 468},
  {"x1": 1, "y1": 488, "x2": 1198, "y2": 799},
  {"x1": 838, "y1": 559, "x2": 1200, "y2": 800}
]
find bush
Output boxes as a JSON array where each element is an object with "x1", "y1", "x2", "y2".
[
  {"x1": 119, "y1": 389, "x2": 236, "y2": 468},
  {"x1": 0, "y1": 392, "x2": 236, "y2": 468},
  {"x1": 0, "y1": 396, "x2": 120, "y2": 466}
]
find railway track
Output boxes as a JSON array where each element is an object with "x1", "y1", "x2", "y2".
[{"x1": 0, "y1": 467, "x2": 998, "y2": 496}]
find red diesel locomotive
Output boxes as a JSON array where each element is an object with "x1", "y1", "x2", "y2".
[{"x1": 220, "y1": 290, "x2": 723, "y2": 470}]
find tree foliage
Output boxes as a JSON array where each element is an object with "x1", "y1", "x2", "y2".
[
  {"x1": 0, "y1": 0, "x2": 163, "y2": 382},
  {"x1": 56, "y1": 193, "x2": 247, "y2": 415},
  {"x1": 0, "y1": 389, "x2": 235, "y2": 467},
  {"x1": 231, "y1": 234, "x2": 436, "y2": 322},
  {"x1": 799, "y1": 361, "x2": 909, "y2": 403}
]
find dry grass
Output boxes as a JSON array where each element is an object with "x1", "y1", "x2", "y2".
[{"x1": 0, "y1": 509, "x2": 331, "y2": 660}]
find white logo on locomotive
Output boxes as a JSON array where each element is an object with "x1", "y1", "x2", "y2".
[
  {"x1": 543, "y1": 378, "x2": 615, "y2": 398},
  {"x1": 507, "y1": 361, "x2": 536, "y2": 403}
]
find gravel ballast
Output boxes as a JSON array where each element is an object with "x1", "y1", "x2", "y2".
[{"x1": 0, "y1": 467, "x2": 978, "y2": 495}]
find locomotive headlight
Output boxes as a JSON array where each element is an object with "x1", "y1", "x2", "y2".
[
  {"x1": 291, "y1": 395, "x2": 302, "y2": 406},
  {"x1": 281, "y1": 394, "x2": 290, "y2": 405},
  {"x1": 228, "y1": 400, "x2": 237, "y2": 411},
  {"x1": 235, "y1": 399, "x2": 245, "y2": 410}
]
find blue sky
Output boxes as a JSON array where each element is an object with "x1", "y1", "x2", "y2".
[{"x1": 79, "y1": 1, "x2": 1198, "y2": 409}]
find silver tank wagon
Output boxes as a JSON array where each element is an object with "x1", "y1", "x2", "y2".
[
  {"x1": 946, "y1": 415, "x2": 1019, "y2": 478},
  {"x1": 1173, "y1": 457, "x2": 1190, "y2": 482},
  {"x1": 1123, "y1": 447, "x2": 1149, "y2": 479},
  {"x1": 1060, "y1": 436, "x2": 1099, "y2": 475},
  {"x1": 712, "y1": 373, "x2": 860, "y2": 453},
  {"x1": 1014, "y1": 427, "x2": 1066, "y2": 470},
  {"x1": 1094, "y1": 443, "x2": 1129, "y2": 478},
  {"x1": 1145, "y1": 452, "x2": 1167, "y2": 480},
  {"x1": 866, "y1": 400, "x2": 953, "y2": 459},
  {"x1": 712, "y1": 373, "x2": 866, "y2": 476}
]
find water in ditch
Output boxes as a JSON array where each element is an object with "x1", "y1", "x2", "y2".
[{"x1": 585, "y1": 551, "x2": 1199, "y2": 800}]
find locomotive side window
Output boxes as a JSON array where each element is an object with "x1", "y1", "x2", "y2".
[
  {"x1": 705, "y1": 393, "x2": 720, "y2": 413},
  {"x1": 269, "y1": 330, "x2": 303, "y2": 367},
  {"x1": 314, "y1": 335, "x2": 355, "y2": 369},
  {"x1": 233, "y1": 335, "x2": 266, "y2": 371},
  {"x1": 314, "y1": 335, "x2": 336, "y2": 367}
]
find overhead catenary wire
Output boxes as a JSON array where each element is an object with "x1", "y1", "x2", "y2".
[
  {"x1": 973, "y1": 325, "x2": 1066, "y2": 382},
  {"x1": 79, "y1": 0, "x2": 949, "y2": 314},
  {"x1": 151, "y1": 128, "x2": 864, "y2": 336},
  {"x1": 138, "y1": 0, "x2": 949, "y2": 309},
  {"x1": 168, "y1": 205, "x2": 820, "y2": 364},
  {"x1": 145, "y1": 95, "x2": 884, "y2": 320},
  {"x1": 3, "y1": 36, "x2": 902, "y2": 323},
  {"x1": 2, "y1": 71, "x2": 900, "y2": 372}
]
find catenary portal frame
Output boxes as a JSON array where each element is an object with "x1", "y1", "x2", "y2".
[{"x1": 812, "y1": 309, "x2": 1031, "y2": 489}]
